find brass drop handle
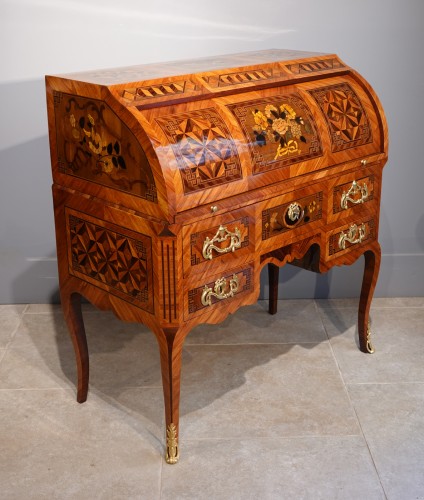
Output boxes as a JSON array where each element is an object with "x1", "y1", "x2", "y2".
[
  {"x1": 338, "y1": 223, "x2": 366, "y2": 250},
  {"x1": 361, "y1": 159, "x2": 367, "y2": 166},
  {"x1": 340, "y1": 180, "x2": 368, "y2": 210},
  {"x1": 201, "y1": 274, "x2": 239, "y2": 306},
  {"x1": 210, "y1": 205, "x2": 218, "y2": 213},
  {"x1": 202, "y1": 225, "x2": 242, "y2": 260}
]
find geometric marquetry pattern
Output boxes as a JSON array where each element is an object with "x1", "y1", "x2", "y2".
[
  {"x1": 68, "y1": 214, "x2": 153, "y2": 311},
  {"x1": 156, "y1": 108, "x2": 242, "y2": 194},
  {"x1": 124, "y1": 80, "x2": 200, "y2": 102},
  {"x1": 285, "y1": 58, "x2": 344, "y2": 74},
  {"x1": 309, "y1": 83, "x2": 372, "y2": 152},
  {"x1": 202, "y1": 67, "x2": 284, "y2": 88}
]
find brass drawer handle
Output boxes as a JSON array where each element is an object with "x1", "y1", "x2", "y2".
[
  {"x1": 338, "y1": 223, "x2": 366, "y2": 250},
  {"x1": 201, "y1": 274, "x2": 239, "y2": 306},
  {"x1": 202, "y1": 225, "x2": 242, "y2": 260},
  {"x1": 340, "y1": 180, "x2": 368, "y2": 210},
  {"x1": 287, "y1": 202, "x2": 304, "y2": 224}
]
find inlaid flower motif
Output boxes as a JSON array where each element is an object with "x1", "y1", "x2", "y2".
[
  {"x1": 252, "y1": 110, "x2": 268, "y2": 130},
  {"x1": 66, "y1": 111, "x2": 127, "y2": 174},
  {"x1": 251, "y1": 100, "x2": 309, "y2": 160},
  {"x1": 272, "y1": 118, "x2": 288, "y2": 136}
]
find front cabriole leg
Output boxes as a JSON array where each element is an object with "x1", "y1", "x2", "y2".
[
  {"x1": 155, "y1": 327, "x2": 184, "y2": 464},
  {"x1": 61, "y1": 290, "x2": 89, "y2": 402},
  {"x1": 358, "y1": 243, "x2": 381, "y2": 353}
]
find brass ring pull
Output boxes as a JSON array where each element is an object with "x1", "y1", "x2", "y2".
[
  {"x1": 202, "y1": 225, "x2": 242, "y2": 260},
  {"x1": 341, "y1": 180, "x2": 368, "y2": 210},
  {"x1": 201, "y1": 274, "x2": 239, "y2": 307},
  {"x1": 338, "y1": 223, "x2": 366, "y2": 250}
]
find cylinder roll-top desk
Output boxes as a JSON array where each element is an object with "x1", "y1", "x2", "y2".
[{"x1": 46, "y1": 49, "x2": 388, "y2": 464}]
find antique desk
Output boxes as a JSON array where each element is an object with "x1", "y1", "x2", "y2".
[{"x1": 46, "y1": 49, "x2": 388, "y2": 464}]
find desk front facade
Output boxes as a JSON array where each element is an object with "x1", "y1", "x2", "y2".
[{"x1": 46, "y1": 49, "x2": 388, "y2": 464}]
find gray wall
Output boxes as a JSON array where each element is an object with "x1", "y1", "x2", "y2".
[{"x1": 1, "y1": 0, "x2": 423, "y2": 303}]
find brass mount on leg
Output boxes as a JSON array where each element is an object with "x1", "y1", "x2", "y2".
[
  {"x1": 165, "y1": 423, "x2": 179, "y2": 464},
  {"x1": 366, "y1": 321, "x2": 375, "y2": 354}
]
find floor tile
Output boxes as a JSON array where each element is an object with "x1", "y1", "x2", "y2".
[
  {"x1": 186, "y1": 300, "x2": 326, "y2": 345},
  {"x1": 25, "y1": 303, "x2": 101, "y2": 314},
  {"x1": 161, "y1": 436, "x2": 384, "y2": 500},
  {"x1": 1, "y1": 312, "x2": 162, "y2": 390},
  {"x1": 0, "y1": 389, "x2": 162, "y2": 499},
  {"x1": 178, "y1": 343, "x2": 359, "y2": 439},
  {"x1": 0, "y1": 304, "x2": 26, "y2": 348},
  {"x1": 319, "y1": 307, "x2": 424, "y2": 383},
  {"x1": 348, "y1": 383, "x2": 424, "y2": 500},
  {"x1": 316, "y1": 297, "x2": 424, "y2": 310}
]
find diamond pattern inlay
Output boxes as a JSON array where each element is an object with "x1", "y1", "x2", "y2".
[
  {"x1": 309, "y1": 83, "x2": 372, "y2": 152},
  {"x1": 156, "y1": 109, "x2": 242, "y2": 194},
  {"x1": 68, "y1": 213, "x2": 153, "y2": 310}
]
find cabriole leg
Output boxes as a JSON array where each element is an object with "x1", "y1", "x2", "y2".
[
  {"x1": 156, "y1": 327, "x2": 184, "y2": 464},
  {"x1": 268, "y1": 263, "x2": 280, "y2": 315},
  {"x1": 358, "y1": 245, "x2": 381, "y2": 353},
  {"x1": 61, "y1": 291, "x2": 89, "y2": 402}
]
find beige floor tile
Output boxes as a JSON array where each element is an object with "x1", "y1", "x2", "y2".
[
  {"x1": 25, "y1": 303, "x2": 101, "y2": 314},
  {"x1": 0, "y1": 389, "x2": 162, "y2": 500},
  {"x1": 0, "y1": 304, "x2": 26, "y2": 348},
  {"x1": 319, "y1": 307, "x2": 424, "y2": 383},
  {"x1": 348, "y1": 383, "x2": 424, "y2": 500},
  {"x1": 186, "y1": 300, "x2": 326, "y2": 345},
  {"x1": 178, "y1": 343, "x2": 359, "y2": 439},
  {"x1": 1, "y1": 312, "x2": 162, "y2": 390},
  {"x1": 160, "y1": 436, "x2": 384, "y2": 500},
  {"x1": 0, "y1": 304, "x2": 27, "y2": 315},
  {"x1": 316, "y1": 297, "x2": 424, "y2": 310}
]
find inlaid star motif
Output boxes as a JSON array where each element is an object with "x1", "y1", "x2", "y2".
[
  {"x1": 175, "y1": 117, "x2": 233, "y2": 180},
  {"x1": 324, "y1": 89, "x2": 363, "y2": 141}
]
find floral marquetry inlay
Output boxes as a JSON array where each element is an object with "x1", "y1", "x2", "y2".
[
  {"x1": 228, "y1": 94, "x2": 322, "y2": 174},
  {"x1": 54, "y1": 93, "x2": 157, "y2": 202},
  {"x1": 156, "y1": 109, "x2": 242, "y2": 194}
]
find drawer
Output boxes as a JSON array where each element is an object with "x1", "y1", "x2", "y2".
[
  {"x1": 328, "y1": 169, "x2": 379, "y2": 223},
  {"x1": 261, "y1": 189, "x2": 324, "y2": 243},
  {"x1": 183, "y1": 262, "x2": 255, "y2": 321},
  {"x1": 182, "y1": 207, "x2": 254, "y2": 278},
  {"x1": 327, "y1": 217, "x2": 377, "y2": 259}
]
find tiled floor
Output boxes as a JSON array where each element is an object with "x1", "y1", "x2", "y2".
[{"x1": 1, "y1": 298, "x2": 424, "y2": 499}]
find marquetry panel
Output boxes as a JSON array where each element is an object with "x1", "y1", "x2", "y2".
[
  {"x1": 54, "y1": 92, "x2": 157, "y2": 202},
  {"x1": 201, "y1": 66, "x2": 286, "y2": 88},
  {"x1": 228, "y1": 93, "x2": 322, "y2": 174},
  {"x1": 262, "y1": 192, "x2": 323, "y2": 240},
  {"x1": 66, "y1": 209, "x2": 154, "y2": 311},
  {"x1": 308, "y1": 83, "x2": 372, "y2": 152},
  {"x1": 328, "y1": 218, "x2": 376, "y2": 256},
  {"x1": 285, "y1": 58, "x2": 344, "y2": 74},
  {"x1": 156, "y1": 108, "x2": 243, "y2": 194},
  {"x1": 123, "y1": 79, "x2": 200, "y2": 102},
  {"x1": 186, "y1": 266, "x2": 253, "y2": 318}
]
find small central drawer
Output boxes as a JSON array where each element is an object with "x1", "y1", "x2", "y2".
[{"x1": 182, "y1": 207, "x2": 255, "y2": 278}]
